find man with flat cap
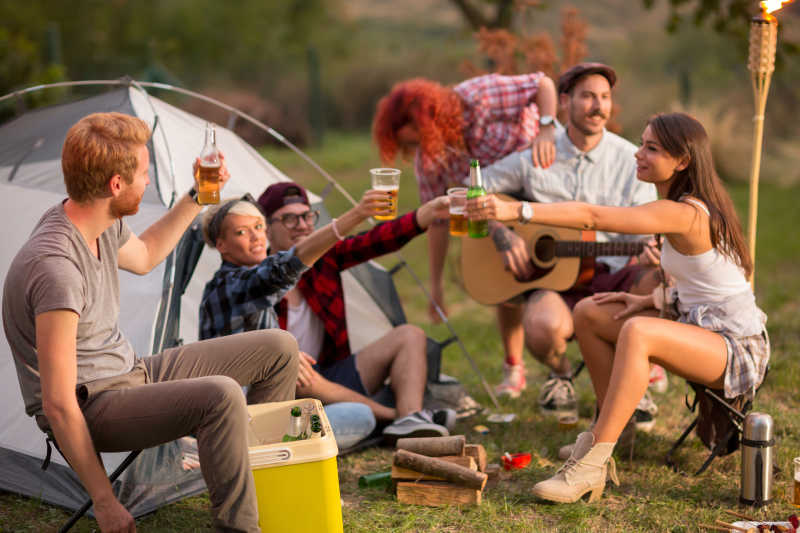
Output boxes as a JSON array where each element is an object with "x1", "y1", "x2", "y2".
[{"x1": 480, "y1": 63, "x2": 663, "y2": 431}]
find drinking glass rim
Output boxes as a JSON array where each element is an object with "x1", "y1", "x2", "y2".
[
  {"x1": 369, "y1": 168, "x2": 401, "y2": 176},
  {"x1": 447, "y1": 187, "x2": 468, "y2": 196}
]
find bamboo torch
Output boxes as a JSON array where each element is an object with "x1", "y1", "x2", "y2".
[{"x1": 746, "y1": 0, "x2": 792, "y2": 286}]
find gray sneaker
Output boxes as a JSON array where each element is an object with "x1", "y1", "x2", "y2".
[
  {"x1": 382, "y1": 409, "x2": 449, "y2": 442},
  {"x1": 537, "y1": 376, "x2": 576, "y2": 415}
]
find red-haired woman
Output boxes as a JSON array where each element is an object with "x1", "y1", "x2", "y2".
[
  {"x1": 467, "y1": 112, "x2": 769, "y2": 503},
  {"x1": 373, "y1": 73, "x2": 558, "y2": 322}
]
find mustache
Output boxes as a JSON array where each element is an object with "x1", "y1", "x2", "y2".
[{"x1": 588, "y1": 110, "x2": 608, "y2": 119}]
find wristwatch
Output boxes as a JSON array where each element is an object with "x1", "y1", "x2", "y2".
[
  {"x1": 519, "y1": 201, "x2": 534, "y2": 223},
  {"x1": 539, "y1": 115, "x2": 555, "y2": 128}
]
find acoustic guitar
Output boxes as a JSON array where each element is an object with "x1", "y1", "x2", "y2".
[{"x1": 461, "y1": 201, "x2": 644, "y2": 305}]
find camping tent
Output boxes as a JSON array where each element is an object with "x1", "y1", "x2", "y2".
[{"x1": 0, "y1": 85, "x2": 403, "y2": 516}]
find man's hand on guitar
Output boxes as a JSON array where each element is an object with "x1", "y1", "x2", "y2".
[
  {"x1": 591, "y1": 291, "x2": 654, "y2": 320},
  {"x1": 489, "y1": 222, "x2": 535, "y2": 280}
]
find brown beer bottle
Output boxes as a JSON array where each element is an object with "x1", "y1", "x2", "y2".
[{"x1": 196, "y1": 123, "x2": 221, "y2": 205}]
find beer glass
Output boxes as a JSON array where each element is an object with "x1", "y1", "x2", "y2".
[
  {"x1": 794, "y1": 456, "x2": 800, "y2": 507},
  {"x1": 370, "y1": 168, "x2": 400, "y2": 220},
  {"x1": 447, "y1": 187, "x2": 468, "y2": 236}
]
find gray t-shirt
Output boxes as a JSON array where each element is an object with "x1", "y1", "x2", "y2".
[{"x1": 2, "y1": 203, "x2": 134, "y2": 416}]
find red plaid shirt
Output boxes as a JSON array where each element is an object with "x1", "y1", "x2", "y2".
[
  {"x1": 275, "y1": 211, "x2": 424, "y2": 367},
  {"x1": 415, "y1": 72, "x2": 544, "y2": 202}
]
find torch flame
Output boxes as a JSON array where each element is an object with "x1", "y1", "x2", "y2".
[{"x1": 761, "y1": 0, "x2": 794, "y2": 14}]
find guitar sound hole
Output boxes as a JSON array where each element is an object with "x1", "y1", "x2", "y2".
[{"x1": 534, "y1": 236, "x2": 556, "y2": 262}]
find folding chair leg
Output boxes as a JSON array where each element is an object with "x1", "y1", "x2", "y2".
[
  {"x1": 58, "y1": 450, "x2": 141, "y2": 533},
  {"x1": 665, "y1": 417, "x2": 698, "y2": 472},
  {"x1": 694, "y1": 425, "x2": 738, "y2": 476}
]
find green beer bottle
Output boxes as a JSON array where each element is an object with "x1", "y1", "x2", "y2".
[
  {"x1": 282, "y1": 406, "x2": 305, "y2": 442},
  {"x1": 467, "y1": 159, "x2": 489, "y2": 238}
]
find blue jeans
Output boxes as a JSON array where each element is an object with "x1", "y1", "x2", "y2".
[{"x1": 324, "y1": 402, "x2": 376, "y2": 449}]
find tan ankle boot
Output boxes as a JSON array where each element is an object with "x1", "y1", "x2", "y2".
[
  {"x1": 558, "y1": 423, "x2": 595, "y2": 460},
  {"x1": 532, "y1": 432, "x2": 619, "y2": 503}
]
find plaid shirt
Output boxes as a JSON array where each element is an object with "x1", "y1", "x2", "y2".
[
  {"x1": 275, "y1": 211, "x2": 424, "y2": 368},
  {"x1": 415, "y1": 72, "x2": 545, "y2": 202},
  {"x1": 199, "y1": 249, "x2": 307, "y2": 340}
]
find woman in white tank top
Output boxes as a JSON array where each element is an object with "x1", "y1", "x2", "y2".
[{"x1": 469, "y1": 112, "x2": 768, "y2": 505}]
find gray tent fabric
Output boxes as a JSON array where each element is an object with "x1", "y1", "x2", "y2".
[{"x1": 0, "y1": 85, "x2": 403, "y2": 516}]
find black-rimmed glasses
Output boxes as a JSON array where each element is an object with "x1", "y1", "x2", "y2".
[{"x1": 269, "y1": 210, "x2": 319, "y2": 229}]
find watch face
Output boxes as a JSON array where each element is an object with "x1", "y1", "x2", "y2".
[
  {"x1": 540, "y1": 115, "x2": 554, "y2": 127},
  {"x1": 521, "y1": 202, "x2": 533, "y2": 221}
]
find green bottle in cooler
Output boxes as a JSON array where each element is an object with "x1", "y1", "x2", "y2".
[{"x1": 467, "y1": 159, "x2": 489, "y2": 238}]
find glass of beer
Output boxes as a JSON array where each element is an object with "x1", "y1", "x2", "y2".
[
  {"x1": 793, "y1": 456, "x2": 800, "y2": 507},
  {"x1": 447, "y1": 187, "x2": 468, "y2": 236},
  {"x1": 370, "y1": 168, "x2": 400, "y2": 220}
]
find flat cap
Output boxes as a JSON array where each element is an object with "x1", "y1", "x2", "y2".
[{"x1": 557, "y1": 62, "x2": 617, "y2": 94}]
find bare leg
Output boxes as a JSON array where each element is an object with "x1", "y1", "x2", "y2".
[
  {"x1": 497, "y1": 302, "x2": 525, "y2": 366},
  {"x1": 593, "y1": 317, "x2": 727, "y2": 443},
  {"x1": 573, "y1": 298, "x2": 659, "y2": 410},
  {"x1": 428, "y1": 220, "x2": 449, "y2": 323},
  {"x1": 355, "y1": 324, "x2": 428, "y2": 418},
  {"x1": 297, "y1": 374, "x2": 396, "y2": 421},
  {"x1": 523, "y1": 290, "x2": 574, "y2": 375}
]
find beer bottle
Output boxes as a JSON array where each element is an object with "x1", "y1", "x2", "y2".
[
  {"x1": 196, "y1": 123, "x2": 221, "y2": 205},
  {"x1": 282, "y1": 406, "x2": 305, "y2": 442},
  {"x1": 467, "y1": 159, "x2": 489, "y2": 238}
]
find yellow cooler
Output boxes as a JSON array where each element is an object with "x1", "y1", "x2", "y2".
[{"x1": 247, "y1": 399, "x2": 343, "y2": 533}]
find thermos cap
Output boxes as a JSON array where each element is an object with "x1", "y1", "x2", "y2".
[{"x1": 743, "y1": 412, "x2": 774, "y2": 442}]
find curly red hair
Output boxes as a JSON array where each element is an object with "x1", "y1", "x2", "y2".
[{"x1": 372, "y1": 78, "x2": 465, "y2": 169}]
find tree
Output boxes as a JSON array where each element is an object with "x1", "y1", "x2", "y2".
[{"x1": 447, "y1": 0, "x2": 545, "y2": 30}]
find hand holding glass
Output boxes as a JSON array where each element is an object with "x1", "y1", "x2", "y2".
[{"x1": 369, "y1": 168, "x2": 400, "y2": 220}]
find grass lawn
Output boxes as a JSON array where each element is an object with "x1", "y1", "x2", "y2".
[{"x1": 1, "y1": 132, "x2": 798, "y2": 532}]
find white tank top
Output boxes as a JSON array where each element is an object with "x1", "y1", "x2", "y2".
[{"x1": 660, "y1": 198, "x2": 751, "y2": 307}]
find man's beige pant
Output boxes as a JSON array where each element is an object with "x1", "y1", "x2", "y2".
[{"x1": 70, "y1": 329, "x2": 298, "y2": 533}]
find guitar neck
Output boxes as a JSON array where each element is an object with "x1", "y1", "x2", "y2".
[{"x1": 556, "y1": 241, "x2": 644, "y2": 257}]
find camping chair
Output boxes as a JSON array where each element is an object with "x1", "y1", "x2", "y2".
[
  {"x1": 664, "y1": 373, "x2": 767, "y2": 476},
  {"x1": 39, "y1": 430, "x2": 141, "y2": 533}
]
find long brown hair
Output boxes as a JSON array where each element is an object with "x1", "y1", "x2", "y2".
[{"x1": 648, "y1": 112, "x2": 752, "y2": 277}]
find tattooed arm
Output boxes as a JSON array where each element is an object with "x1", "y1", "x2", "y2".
[{"x1": 489, "y1": 221, "x2": 534, "y2": 280}]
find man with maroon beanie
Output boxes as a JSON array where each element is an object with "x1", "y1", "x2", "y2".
[{"x1": 258, "y1": 182, "x2": 455, "y2": 441}]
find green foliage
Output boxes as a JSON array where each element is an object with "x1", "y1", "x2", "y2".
[{"x1": 641, "y1": 0, "x2": 798, "y2": 63}]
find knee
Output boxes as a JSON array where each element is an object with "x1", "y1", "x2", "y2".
[
  {"x1": 523, "y1": 313, "x2": 562, "y2": 349},
  {"x1": 618, "y1": 317, "x2": 651, "y2": 354},
  {"x1": 206, "y1": 376, "x2": 248, "y2": 413},
  {"x1": 573, "y1": 297, "x2": 601, "y2": 330},
  {"x1": 257, "y1": 329, "x2": 299, "y2": 371},
  {"x1": 396, "y1": 324, "x2": 427, "y2": 353}
]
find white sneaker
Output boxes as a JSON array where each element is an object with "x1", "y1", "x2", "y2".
[
  {"x1": 648, "y1": 364, "x2": 669, "y2": 394},
  {"x1": 494, "y1": 362, "x2": 527, "y2": 398},
  {"x1": 382, "y1": 409, "x2": 449, "y2": 442}
]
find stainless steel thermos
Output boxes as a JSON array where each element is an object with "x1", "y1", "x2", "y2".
[{"x1": 740, "y1": 412, "x2": 775, "y2": 506}]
